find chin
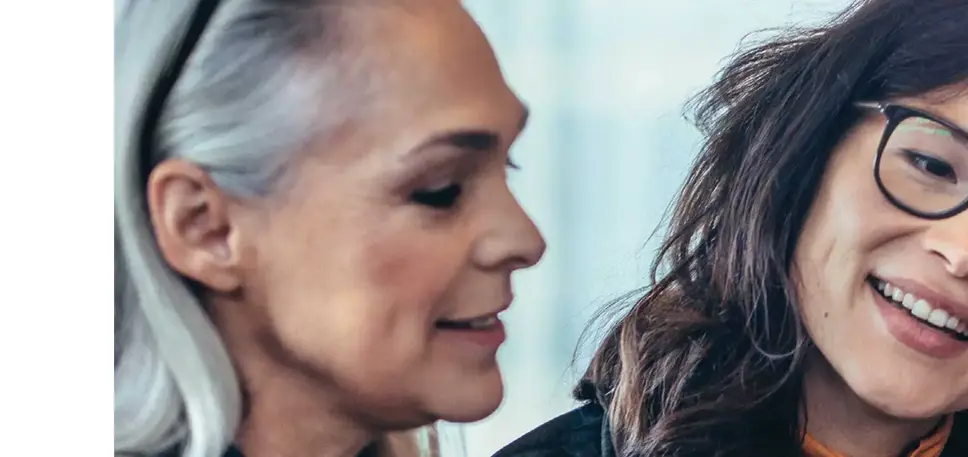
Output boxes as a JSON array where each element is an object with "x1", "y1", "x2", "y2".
[
  {"x1": 868, "y1": 388, "x2": 967, "y2": 419},
  {"x1": 865, "y1": 396, "x2": 954, "y2": 420},
  {"x1": 430, "y1": 372, "x2": 505, "y2": 423},
  {"x1": 847, "y1": 373, "x2": 959, "y2": 420}
]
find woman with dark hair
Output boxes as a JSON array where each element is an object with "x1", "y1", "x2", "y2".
[{"x1": 494, "y1": 0, "x2": 968, "y2": 456}]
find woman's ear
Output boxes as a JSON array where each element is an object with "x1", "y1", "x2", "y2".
[{"x1": 145, "y1": 159, "x2": 245, "y2": 293}]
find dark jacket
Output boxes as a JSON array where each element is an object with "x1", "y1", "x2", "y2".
[
  {"x1": 492, "y1": 402, "x2": 613, "y2": 457},
  {"x1": 492, "y1": 401, "x2": 968, "y2": 457}
]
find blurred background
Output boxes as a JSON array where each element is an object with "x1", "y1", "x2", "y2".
[{"x1": 436, "y1": 1, "x2": 853, "y2": 456}]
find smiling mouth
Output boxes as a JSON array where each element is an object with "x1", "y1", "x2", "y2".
[
  {"x1": 435, "y1": 315, "x2": 501, "y2": 331},
  {"x1": 867, "y1": 275, "x2": 968, "y2": 341}
]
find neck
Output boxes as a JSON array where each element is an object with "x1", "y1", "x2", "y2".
[
  {"x1": 234, "y1": 376, "x2": 376, "y2": 457},
  {"x1": 208, "y1": 296, "x2": 377, "y2": 457},
  {"x1": 802, "y1": 352, "x2": 942, "y2": 457}
]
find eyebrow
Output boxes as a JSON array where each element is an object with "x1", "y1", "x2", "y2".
[
  {"x1": 864, "y1": 100, "x2": 968, "y2": 139},
  {"x1": 910, "y1": 108, "x2": 968, "y2": 140},
  {"x1": 409, "y1": 107, "x2": 530, "y2": 155}
]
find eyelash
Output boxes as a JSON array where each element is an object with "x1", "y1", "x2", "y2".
[
  {"x1": 410, "y1": 158, "x2": 520, "y2": 210},
  {"x1": 411, "y1": 184, "x2": 462, "y2": 209},
  {"x1": 902, "y1": 149, "x2": 956, "y2": 182}
]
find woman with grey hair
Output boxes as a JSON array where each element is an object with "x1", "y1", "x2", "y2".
[{"x1": 114, "y1": 1, "x2": 546, "y2": 456}]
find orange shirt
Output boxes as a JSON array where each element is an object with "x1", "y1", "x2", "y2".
[{"x1": 802, "y1": 416, "x2": 954, "y2": 457}]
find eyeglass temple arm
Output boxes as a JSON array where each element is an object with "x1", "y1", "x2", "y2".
[{"x1": 854, "y1": 101, "x2": 885, "y2": 112}]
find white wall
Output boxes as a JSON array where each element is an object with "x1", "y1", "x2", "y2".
[{"x1": 443, "y1": 1, "x2": 854, "y2": 456}]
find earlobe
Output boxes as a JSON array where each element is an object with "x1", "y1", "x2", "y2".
[{"x1": 146, "y1": 159, "x2": 245, "y2": 293}]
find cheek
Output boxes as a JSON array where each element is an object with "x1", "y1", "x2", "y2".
[
  {"x1": 251, "y1": 200, "x2": 472, "y2": 386},
  {"x1": 795, "y1": 152, "x2": 896, "y2": 333},
  {"x1": 361, "y1": 224, "x2": 470, "y2": 319}
]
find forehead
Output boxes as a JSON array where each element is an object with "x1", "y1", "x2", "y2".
[
  {"x1": 336, "y1": 1, "x2": 524, "y2": 138},
  {"x1": 896, "y1": 87, "x2": 968, "y2": 131}
]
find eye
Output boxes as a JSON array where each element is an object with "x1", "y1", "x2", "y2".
[
  {"x1": 506, "y1": 157, "x2": 520, "y2": 170},
  {"x1": 411, "y1": 183, "x2": 462, "y2": 209},
  {"x1": 903, "y1": 149, "x2": 956, "y2": 183}
]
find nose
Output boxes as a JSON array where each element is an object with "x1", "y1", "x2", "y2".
[
  {"x1": 472, "y1": 187, "x2": 546, "y2": 272},
  {"x1": 922, "y1": 211, "x2": 968, "y2": 278}
]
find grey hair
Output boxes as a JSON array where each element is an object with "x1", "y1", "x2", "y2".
[{"x1": 114, "y1": 1, "x2": 392, "y2": 457}]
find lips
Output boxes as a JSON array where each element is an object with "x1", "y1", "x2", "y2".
[
  {"x1": 434, "y1": 311, "x2": 507, "y2": 349},
  {"x1": 436, "y1": 294, "x2": 512, "y2": 331},
  {"x1": 868, "y1": 275, "x2": 968, "y2": 342},
  {"x1": 435, "y1": 314, "x2": 501, "y2": 331}
]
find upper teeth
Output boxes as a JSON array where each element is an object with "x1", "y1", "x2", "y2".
[
  {"x1": 876, "y1": 280, "x2": 968, "y2": 336},
  {"x1": 466, "y1": 316, "x2": 498, "y2": 329}
]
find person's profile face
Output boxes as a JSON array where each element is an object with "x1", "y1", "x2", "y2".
[
  {"x1": 231, "y1": 0, "x2": 546, "y2": 426},
  {"x1": 794, "y1": 87, "x2": 968, "y2": 419}
]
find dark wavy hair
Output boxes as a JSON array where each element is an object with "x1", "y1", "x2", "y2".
[{"x1": 578, "y1": 1, "x2": 968, "y2": 456}]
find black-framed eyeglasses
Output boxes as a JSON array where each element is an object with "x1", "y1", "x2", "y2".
[{"x1": 855, "y1": 101, "x2": 968, "y2": 220}]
